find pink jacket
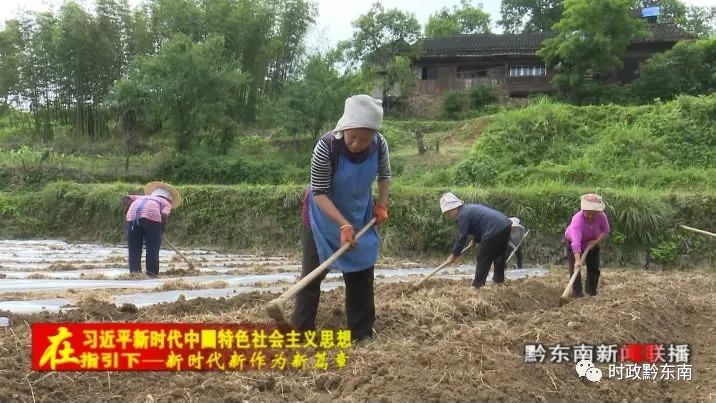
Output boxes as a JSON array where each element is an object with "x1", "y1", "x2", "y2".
[
  {"x1": 564, "y1": 211, "x2": 610, "y2": 254},
  {"x1": 125, "y1": 195, "x2": 172, "y2": 223}
]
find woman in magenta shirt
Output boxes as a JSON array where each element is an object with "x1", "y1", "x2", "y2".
[{"x1": 564, "y1": 193, "x2": 610, "y2": 297}]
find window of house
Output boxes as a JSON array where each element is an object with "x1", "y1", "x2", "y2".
[
  {"x1": 457, "y1": 66, "x2": 488, "y2": 79},
  {"x1": 421, "y1": 66, "x2": 438, "y2": 80},
  {"x1": 509, "y1": 65, "x2": 547, "y2": 77}
]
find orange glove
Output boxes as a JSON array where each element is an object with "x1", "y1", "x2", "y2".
[
  {"x1": 340, "y1": 225, "x2": 357, "y2": 248},
  {"x1": 373, "y1": 202, "x2": 388, "y2": 224}
]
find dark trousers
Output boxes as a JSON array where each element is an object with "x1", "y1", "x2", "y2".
[
  {"x1": 291, "y1": 227, "x2": 376, "y2": 342},
  {"x1": 505, "y1": 245, "x2": 523, "y2": 269},
  {"x1": 514, "y1": 247, "x2": 523, "y2": 269},
  {"x1": 473, "y1": 225, "x2": 512, "y2": 288},
  {"x1": 127, "y1": 218, "x2": 162, "y2": 275},
  {"x1": 566, "y1": 245, "x2": 601, "y2": 297}
]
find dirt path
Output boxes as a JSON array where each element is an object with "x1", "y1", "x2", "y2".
[{"x1": 0, "y1": 268, "x2": 713, "y2": 402}]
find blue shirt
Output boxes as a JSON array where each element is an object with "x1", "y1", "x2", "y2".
[{"x1": 452, "y1": 204, "x2": 512, "y2": 255}]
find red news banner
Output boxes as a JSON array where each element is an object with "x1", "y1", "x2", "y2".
[{"x1": 32, "y1": 323, "x2": 352, "y2": 371}]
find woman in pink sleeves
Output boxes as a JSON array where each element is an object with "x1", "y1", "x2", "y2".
[
  {"x1": 122, "y1": 182, "x2": 182, "y2": 277},
  {"x1": 564, "y1": 193, "x2": 610, "y2": 297}
]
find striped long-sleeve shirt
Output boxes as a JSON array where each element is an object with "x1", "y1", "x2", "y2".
[
  {"x1": 310, "y1": 131, "x2": 392, "y2": 195},
  {"x1": 302, "y1": 131, "x2": 392, "y2": 228}
]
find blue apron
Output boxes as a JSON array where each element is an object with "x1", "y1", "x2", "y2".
[{"x1": 307, "y1": 137, "x2": 380, "y2": 273}]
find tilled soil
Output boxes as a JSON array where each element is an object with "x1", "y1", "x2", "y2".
[{"x1": 0, "y1": 268, "x2": 714, "y2": 402}]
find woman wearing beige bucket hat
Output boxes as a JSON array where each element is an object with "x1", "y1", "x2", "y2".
[
  {"x1": 293, "y1": 94, "x2": 392, "y2": 344},
  {"x1": 122, "y1": 181, "x2": 182, "y2": 277},
  {"x1": 563, "y1": 193, "x2": 610, "y2": 297}
]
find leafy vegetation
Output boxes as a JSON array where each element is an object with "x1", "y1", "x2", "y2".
[
  {"x1": 538, "y1": 0, "x2": 649, "y2": 100},
  {"x1": 629, "y1": 38, "x2": 716, "y2": 103},
  {"x1": 1, "y1": 0, "x2": 715, "y2": 269},
  {"x1": 0, "y1": 0, "x2": 317, "y2": 143},
  {"x1": 424, "y1": 0, "x2": 492, "y2": 37},
  {"x1": 456, "y1": 94, "x2": 716, "y2": 190},
  {"x1": 442, "y1": 85, "x2": 499, "y2": 119},
  {"x1": 499, "y1": 0, "x2": 715, "y2": 37},
  {"x1": 499, "y1": 0, "x2": 565, "y2": 33},
  {"x1": 0, "y1": 181, "x2": 713, "y2": 267}
]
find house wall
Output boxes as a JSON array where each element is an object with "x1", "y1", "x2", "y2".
[
  {"x1": 414, "y1": 57, "x2": 554, "y2": 97},
  {"x1": 618, "y1": 42, "x2": 677, "y2": 83},
  {"x1": 413, "y1": 41, "x2": 679, "y2": 97}
]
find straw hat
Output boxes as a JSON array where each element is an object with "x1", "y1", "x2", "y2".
[
  {"x1": 580, "y1": 193, "x2": 605, "y2": 212},
  {"x1": 440, "y1": 192, "x2": 464, "y2": 213},
  {"x1": 144, "y1": 181, "x2": 182, "y2": 208}
]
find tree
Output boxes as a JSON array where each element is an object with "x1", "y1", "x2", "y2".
[
  {"x1": 349, "y1": 2, "x2": 421, "y2": 67},
  {"x1": 122, "y1": 4, "x2": 154, "y2": 60},
  {"x1": 0, "y1": 20, "x2": 22, "y2": 107},
  {"x1": 115, "y1": 34, "x2": 246, "y2": 152},
  {"x1": 56, "y1": 1, "x2": 119, "y2": 138},
  {"x1": 630, "y1": 38, "x2": 716, "y2": 102},
  {"x1": 425, "y1": 12, "x2": 461, "y2": 37},
  {"x1": 150, "y1": 0, "x2": 206, "y2": 44},
  {"x1": 425, "y1": 0, "x2": 491, "y2": 37},
  {"x1": 265, "y1": 0, "x2": 318, "y2": 97},
  {"x1": 203, "y1": 0, "x2": 274, "y2": 122},
  {"x1": 537, "y1": 0, "x2": 648, "y2": 100},
  {"x1": 95, "y1": 0, "x2": 134, "y2": 79},
  {"x1": 499, "y1": 0, "x2": 564, "y2": 33},
  {"x1": 633, "y1": 0, "x2": 716, "y2": 38},
  {"x1": 202, "y1": 0, "x2": 316, "y2": 122},
  {"x1": 684, "y1": 5, "x2": 716, "y2": 38},
  {"x1": 347, "y1": 2, "x2": 421, "y2": 112},
  {"x1": 0, "y1": 0, "x2": 316, "y2": 144},
  {"x1": 16, "y1": 11, "x2": 59, "y2": 140},
  {"x1": 260, "y1": 51, "x2": 361, "y2": 140}
]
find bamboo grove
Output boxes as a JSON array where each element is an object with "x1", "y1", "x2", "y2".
[{"x1": 0, "y1": 0, "x2": 317, "y2": 147}]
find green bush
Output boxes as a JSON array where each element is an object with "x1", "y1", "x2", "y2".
[
  {"x1": 442, "y1": 91, "x2": 469, "y2": 119},
  {"x1": 1, "y1": 181, "x2": 714, "y2": 267},
  {"x1": 155, "y1": 150, "x2": 308, "y2": 185},
  {"x1": 469, "y1": 84, "x2": 497, "y2": 110},
  {"x1": 630, "y1": 38, "x2": 716, "y2": 103},
  {"x1": 457, "y1": 94, "x2": 716, "y2": 189},
  {"x1": 650, "y1": 239, "x2": 679, "y2": 265}
]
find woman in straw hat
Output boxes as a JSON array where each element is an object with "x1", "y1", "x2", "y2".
[
  {"x1": 440, "y1": 192, "x2": 513, "y2": 289},
  {"x1": 292, "y1": 94, "x2": 391, "y2": 344},
  {"x1": 122, "y1": 181, "x2": 182, "y2": 277},
  {"x1": 564, "y1": 193, "x2": 611, "y2": 297}
]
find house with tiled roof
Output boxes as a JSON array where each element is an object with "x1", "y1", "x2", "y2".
[{"x1": 411, "y1": 22, "x2": 693, "y2": 97}]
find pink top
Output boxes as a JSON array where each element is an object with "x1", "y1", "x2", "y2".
[
  {"x1": 564, "y1": 211, "x2": 610, "y2": 254},
  {"x1": 125, "y1": 195, "x2": 172, "y2": 223}
]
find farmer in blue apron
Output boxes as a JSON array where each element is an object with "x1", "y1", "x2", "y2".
[
  {"x1": 292, "y1": 94, "x2": 392, "y2": 343},
  {"x1": 122, "y1": 181, "x2": 182, "y2": 277}
]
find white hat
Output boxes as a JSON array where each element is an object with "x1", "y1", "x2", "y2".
[
  {"x1": 151, "y1": 188, "x2": 173, "y2": 200},
  {"x1": 144, "y1": 181, "x2": 182, "y2": 208},
  {"x1": 334, "y1": 94, "x2": 383, "y2": 137},
  {"x1": 509, "y1": 217, "x2": 521, "y2": 227},
  {"x1": 580, "y1": 193, "x2": 605, "y2": 212},
  {"x1": 440, "y1": 192, "x2": 464, "y2": 213}
]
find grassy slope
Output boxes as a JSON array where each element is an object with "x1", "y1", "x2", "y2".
[{"x1": 1, "y1": 97, "x2": 715, "y2": 267}]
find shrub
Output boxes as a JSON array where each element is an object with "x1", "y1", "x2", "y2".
[
  {"x1": 469, "y1": 84, "x2": 497, "y2": 110},
  {"x1": 442, "y1": 91, "x2": 469, "y2": 119}
]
